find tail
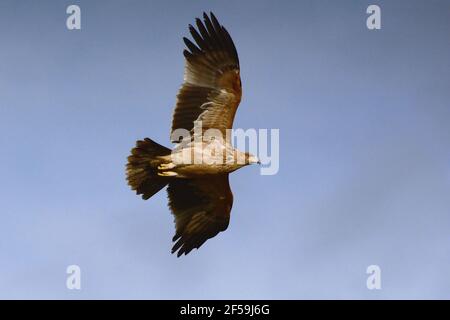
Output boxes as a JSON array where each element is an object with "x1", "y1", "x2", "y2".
[{"x1": 126, "y1": 138, "x2": 172, "y2": 200}]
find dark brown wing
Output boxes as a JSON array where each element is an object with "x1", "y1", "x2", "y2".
[
  {"x1": 171, "y1": 12, "x2": 242, "y2": 142},
  {"x1": 167, "y1": 174, "x2": 233, "y2": 257}
]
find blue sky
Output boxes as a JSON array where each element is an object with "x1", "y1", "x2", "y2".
[{"x1": 0, "y1": 0, "x2": 450, "y2": 299}]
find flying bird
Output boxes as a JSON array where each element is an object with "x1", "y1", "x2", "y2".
[{"x1": 126, "y1": 12, "x2": 259, "y2": 257}]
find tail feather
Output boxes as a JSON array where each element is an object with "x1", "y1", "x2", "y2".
[{"x1": 127, "y1": 138, "x2": 172, "y2": 200}]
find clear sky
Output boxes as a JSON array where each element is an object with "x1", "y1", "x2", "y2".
[{"x1": 1, "y1": 0, "x2": 450, "y2": 299}]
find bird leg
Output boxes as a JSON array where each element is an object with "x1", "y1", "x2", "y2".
[
  {"x1": 157, "y1": 171, "x2": 178, "y2": 177},
  {"x1": 158, "y1": 163, "x2": 176, "y2": 170}
]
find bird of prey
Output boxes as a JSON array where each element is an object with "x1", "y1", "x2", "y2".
[{"x1": 126, "y1": 12, "x2": 259, "y2": 257}]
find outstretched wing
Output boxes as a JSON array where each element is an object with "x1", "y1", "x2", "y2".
[
  {"x1": 167, "y1": 175, "x2": 233, "y2": 257},
  {"x1": 171, "y1": 12, "x2": 242, "y2": 142}
]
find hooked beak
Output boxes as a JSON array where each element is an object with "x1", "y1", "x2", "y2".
[{"x1": 248, "y1": 155, "x2": 261, "y2": 165}]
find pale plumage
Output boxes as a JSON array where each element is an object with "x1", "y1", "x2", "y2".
[{"x1": 126, "y1": 12, "x2": 258, "y2": 257}]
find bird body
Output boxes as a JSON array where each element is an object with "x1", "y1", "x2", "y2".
[
  {"x1": 158, "y1": 140, "x2": 259, "y2": 178},
  {"x1": 127, "y1": 12, "x2": 259, "y2": 257}
]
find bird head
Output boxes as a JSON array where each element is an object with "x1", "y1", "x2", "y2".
[{"x1": 245, "y1": 152, "x2": 261, "y2": 165}]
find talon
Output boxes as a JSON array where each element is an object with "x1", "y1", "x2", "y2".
[
  {"x1": 158, "y1": 163, "x2": 176, "y2": 170},
  {"x1": 158, "y1": 171, "x2": 178, "y2": 177}
]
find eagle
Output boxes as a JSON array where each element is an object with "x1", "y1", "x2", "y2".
[{"x1": 126, "y1": 12, "x2": 259, "y2": 257}]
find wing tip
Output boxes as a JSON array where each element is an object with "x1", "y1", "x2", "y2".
[
  {"x1": 184, "y1": 12, "x2": 239, "y2": 66},
  {"x1": 171, "y1": 242, "x2": 192, "y2": 258}
]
